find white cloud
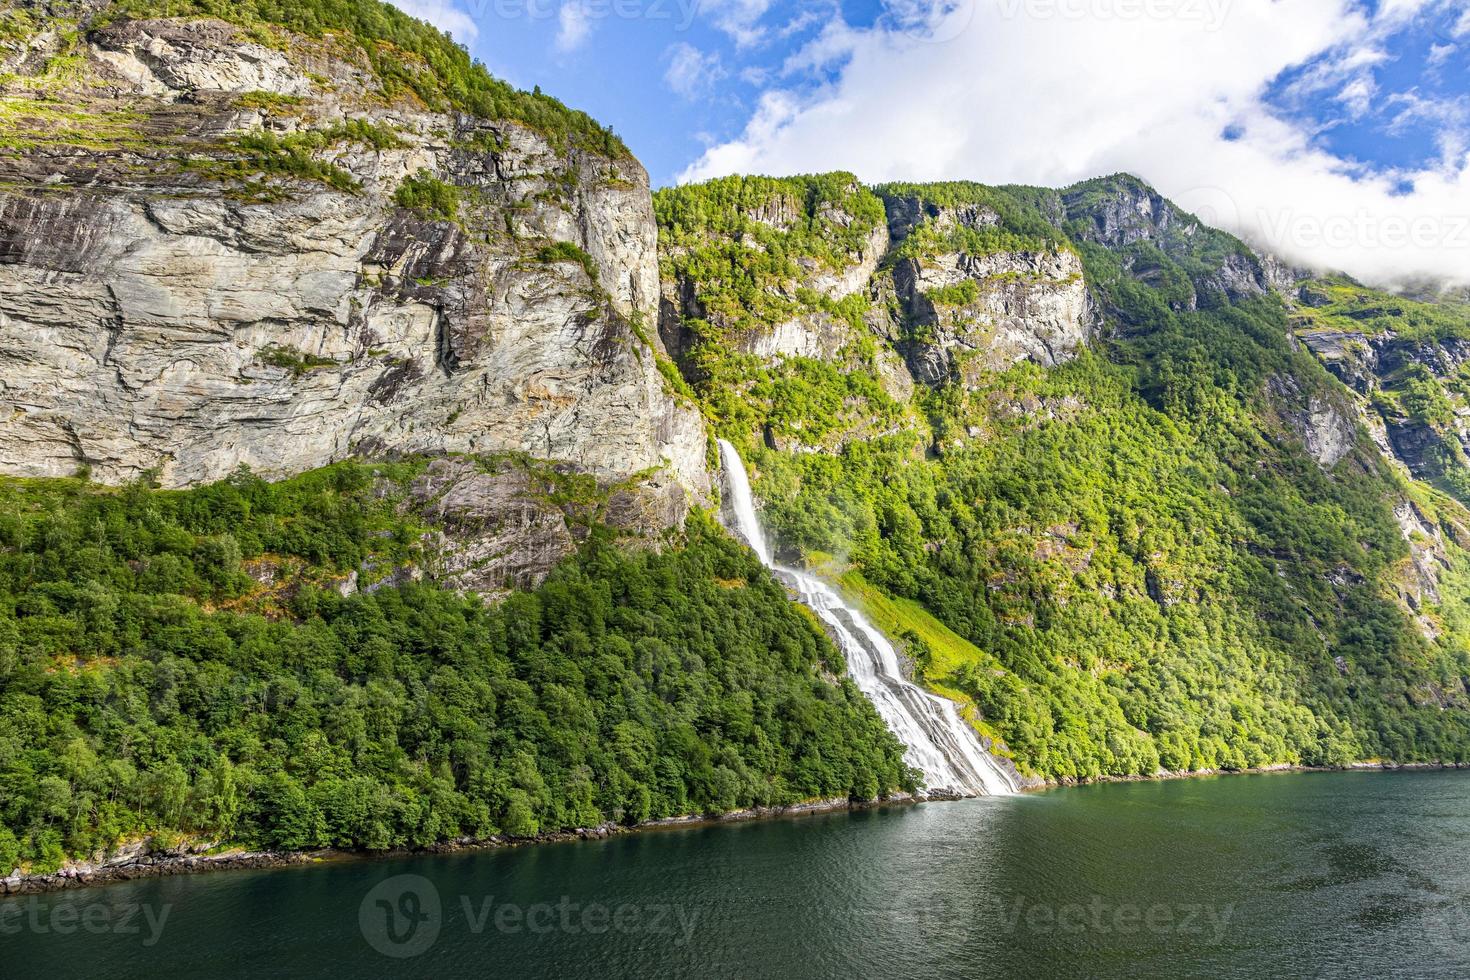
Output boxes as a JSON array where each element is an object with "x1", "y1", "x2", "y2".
[
  {"x1": 665, "y1": 43, "x2": 728, "y2": 99},
  {"x1": 390, "y1": 0, "x2": 479, "y2": 40},
  {"x1": 1336, "y1": 75, "x2": 1379, "y2": 117},
  {"x1": 681, "y1": 0, "x2": 1470, "y2": 289},
  {"x1": 556, "y1": 1, "x2": 593, "y2": 52},
  {"x1": 701, "y1": 0, "x2": 776, "y2": 47}
]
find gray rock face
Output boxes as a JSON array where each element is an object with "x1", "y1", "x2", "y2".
[
  {"x1": 412, "y1": 459, "x2": 579, "y2": 597},
  {"x1": 1297, "y1": 396, "x2": 1356, "y2": 468},
  {"x1": 408, "y1": 456, "x2": 684, "y2": 599},
  {"x1": 1296, "y1": 328, "x2": 1381, "y2": 394},
  {"x1": 1393, "y1": 499, "x2": 1451, "y2": 638},
  {"x1": 1296, "y1": 323, "x2": 1470, "y2": 481},
  {"x1": 1267, "y1": 374, "x2": 1356, "y2": 468},
  {"x1": 892, "y1": 249, "x2": 1093, "y2": 385},
  {"x1": 1262, "y1": 254, "x2": 1311, "y2": 296},
  {"x1": 1062, "y1": 175, "x2": 1269, "y2": 309},
  {"x1": 801, "y1": 212, "x2": 889, "y2": 301},
  {"x1": 660, "y1": 182, "x2": 889, "y2": 369},
  {"x1": 1069, "y1": 181, "x2": 1179, "y2": 249},
  {"x1": 0, "y1": 13, "x2": 707, "y2": 500}
]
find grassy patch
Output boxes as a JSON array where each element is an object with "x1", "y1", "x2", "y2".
[
  {"x1": 257, "y1": 344, "x2": 338, "y2": 376},
  {"x1": 925, "y1": 280, "x2": 981, "y2": 307},
  {"x1": 0, "y1": 96, "x2": 146, "y2": 152},
  {"x1": 189, "y1": 121, "x2": 406, "y2": 194},
  {"x1": 535, "y1": 240, "x2": 598, "y2": 282}
]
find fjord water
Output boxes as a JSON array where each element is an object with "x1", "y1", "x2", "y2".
[
  {"x1": 6, "y1": 771, "x2": 1469, "y2": 977},
  {"x1": 717, "y1": 439, "x2": 1016, "y2": 797}
]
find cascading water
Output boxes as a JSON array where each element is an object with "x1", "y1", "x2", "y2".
[{"x1": 718, "y1": 439, "x2": 1017, "y2": 798}]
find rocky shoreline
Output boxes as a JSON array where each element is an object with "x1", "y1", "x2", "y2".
[
  {"x1": 1, "y1": 793, "x2": 925, "y2": 898},
  {"x1": 8, "y1": 763, "x2": 1465, "y2": 897},
  {"x1": 1033, "y1": 758, "x2": 1470, "y2": 789}
]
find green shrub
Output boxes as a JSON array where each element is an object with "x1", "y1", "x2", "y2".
[
  {"x1": 394, "y1": 169, "x2": 460, "y2": 222},
  {"x1": 534, "y1": 240, "x2": 598, "y2": 281}
]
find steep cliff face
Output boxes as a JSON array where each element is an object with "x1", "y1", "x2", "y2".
[
  {"x1": 870, "y1": 187, "x2": 1094, "y2": 387},
  {"x1": 655, "y1": 177, "x2": 1096, "y2": 451},
  {"x1": 0, "y1": 3, "x2": 707, "y2": 500},
  {"x1": 655, "y1": 174, "x2": 918, "y2": 453},
  {"x1": 886, "y1": 247, "x2": 1091, "y2": 384},
  {"x1": 1290, "y1": 279, "x2": 1470, "y2": 495},
  {"x1": 1062, "y1": 174, "x2": 1271, "y2": 311},
  {"x1": 656, "y1": 173, "x2": 891, "y2": 365}
]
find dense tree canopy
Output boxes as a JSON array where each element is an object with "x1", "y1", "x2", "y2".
[
  {"x1": 0, "y1": 467, "x2": 913, "y2": 873},
  {"x1": 659, "y1": 176, "x2": 1470, "y2": 783}
]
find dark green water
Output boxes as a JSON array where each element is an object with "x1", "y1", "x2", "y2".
[{"x1": 4, "y1": 770, "x2": 1469, "y2": 978}]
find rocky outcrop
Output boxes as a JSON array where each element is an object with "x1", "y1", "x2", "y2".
[
  {"x1": 1, "y1": 839, "x2": 314, "y2": 896},
  {"x1": 1063, "y1": 174, "x2": 1270, "y2": 310},
  {"x1": 890, "y1": 249, "x2": 1093, "y2": 385},
  {"x1": 801, "y1": 215, "x2": 888, "y2": 301},
  {"x1": 658, "y1": 178, "x2": 889, "y2": 369},
  {"x1": 1262, "y1": 254, "x2": 1311, "y2": 297},
  {"x1": 1267, "y1": 373, "x2": 1357, "y2": 468},
  {"x1": 0, "y1": 9, "x2": 707, "y2": 499},
  {"x1": 406, "y1": 456, "x2": 684, "y2": 599},
  {"x1": 1392, "y1": 499, "x2": 1452, "y2": 638},
  {"x1": 1295, "y1": 320, "x2": 1470, "y2": 483},
  {"x1": 1299, "y1": 326, "x2": 1470, "y2": 399}
]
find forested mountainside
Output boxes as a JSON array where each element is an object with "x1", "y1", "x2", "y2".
[
  {"x1": 1, "y1": 0, "x2": 1468, "y2": 880},
  {"x1": 0, "y1": 0, "x2": 915, "y2": 875},
  {"x1": 656, "y1": 173, "x2": 1470, "y2": 779}
]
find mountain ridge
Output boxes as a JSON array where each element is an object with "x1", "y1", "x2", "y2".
[{"x1": 1, "y1": 0, "x2": 1469, "y2": 878}]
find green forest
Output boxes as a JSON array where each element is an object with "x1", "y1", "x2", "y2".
[
  {"x1": 0, "y1": 466, "x2": 913, "y2": 873},
  {"x1": 656, "y1": 174, "x2": 1470, "y2": 782}
]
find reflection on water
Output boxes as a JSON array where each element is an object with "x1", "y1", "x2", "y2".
[{"x1": 3, "y1": 769, "x2": 1469, "y2": 978}]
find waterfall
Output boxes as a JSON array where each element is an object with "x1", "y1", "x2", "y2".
[{"x1": 717, "y1": 440, "x2": 1017, "y2": 798}]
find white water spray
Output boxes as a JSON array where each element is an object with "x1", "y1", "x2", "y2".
[{"x1": 717, "y1": 439, "x2": 1017, "y2": 798}]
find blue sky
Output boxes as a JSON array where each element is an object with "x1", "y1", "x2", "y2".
[
  {"x1": 401, "y1": 0, "x2": 1470, "y2": 286},
  {"x1": 401, "y1": 0, "x2": 872, "y2": 185},
  {"x1": 1264, "y1": 1, "x2": 1469, "y2": 179}
]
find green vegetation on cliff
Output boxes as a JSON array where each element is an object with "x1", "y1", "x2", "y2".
[
  {"x1": 655, "y1": 173, "x2": 907, "y2": 453},
  {"x1": 1292, "y1": 277, "x2": 1470, "y2": 504},
  {"x1": 0, "y1": 464, "x2": 913, "y2": 873},
  {"x1": 660, "y1": 173, "x2": 1470, "y2": 782},
  {"x1": 879, "y1": 181, "x2": 1067, "y2": 258},
  {"x1": 1295, "y1": 276, "x2": 1470, "y2": 342},
  {"x1": 655, "y1": 172, "x2": 884, "y2": 339},
  {"x1": 94, "y1": 0, "x2": 626, "y2": 155}
]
